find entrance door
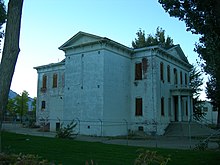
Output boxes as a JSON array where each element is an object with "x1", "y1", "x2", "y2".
[{"x1": 174, "y1": 96, "x2": 178, "y2": 121}]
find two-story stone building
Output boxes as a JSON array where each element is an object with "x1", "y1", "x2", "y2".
[{"x1": 34, "y1": 31, "x2": 192, "y2": 136}]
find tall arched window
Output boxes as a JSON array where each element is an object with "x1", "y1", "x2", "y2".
[
  {"x1": 185, "y1": 73, "x2": 188, "y2": 85},
  {"x1": 42, "y1": 75, "x2": 47, "y2": 89},
  {"x1": 167, "y1": 65, "x2": 170, "y2": 83},
  {"x1": 180, "y1": 71, "x2": 183, "y2": 85},
  {"x1": 160, "y1": 62, "x2": 164, "y2": 81},
  {"x1": 174, "y1": 68, "x2": 178, "y2": 84},
  {"x1": 53, "y1": 73, "x2": 58, "y2": 88}
]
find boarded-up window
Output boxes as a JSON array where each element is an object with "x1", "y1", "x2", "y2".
[
  {"x1": 161, "y1": 97, "x2": 165, "y2": 116},
  {"x1": 42, "y1": 75, "x2": 47, "y2": 88},
  {"x1": 53, "y1": 73, "x2": 58, "y2": 88},
  {"x1": 160, "y1": 62, "x2": 164, "y2": 81},
  {"x1": 167, "y1": 65, "x2": 170, "y2": 83},
  {"x1": 174, "y1": 68, "x2": 178, "y2": 84},
  {"x1": 135, "y1": 98, "x2": 143, "y2": 116},
  {"x1": 135, "y1": 63, "x2": 142, "y2": 80},
  {"x1": 41, "y1": 101, "x2": 46, "y2": 110},
  {"x1": 180, "y1": 71, "x2": 183, "y2": 85}
]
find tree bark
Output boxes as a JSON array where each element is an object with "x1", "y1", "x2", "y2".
[{"x1": 0, "y1": 0, "x2": 24, "y2": 151}]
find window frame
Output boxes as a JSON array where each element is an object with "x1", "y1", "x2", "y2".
[{"x1": 135, "y1": 98, "x2": 143, "y2": 116}]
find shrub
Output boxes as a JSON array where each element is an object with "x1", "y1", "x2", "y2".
[
  {"x1": 0, "y1": 153, "x2": 52, "y2": 165},
  {"x1": 134, "y1": 149, "x2": 170, "y2": 165},
  {"x1": 56, "y1": 120, "x2": 77, "y2": 139}
]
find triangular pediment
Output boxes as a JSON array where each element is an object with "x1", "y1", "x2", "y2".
[
  {"x1": 59, "y1": 31, "x2": 103, "y2": 50},
  {"x1": 167, "y1": 45, "x2": 189, "y2": 63}
]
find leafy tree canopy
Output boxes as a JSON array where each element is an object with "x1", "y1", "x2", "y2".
[
  {"x1": 132, "y1": 27, "x2": 174, "y2": 49},
  {"x1": 190, "y1": 65, "x2": 205, "y2": 120}
]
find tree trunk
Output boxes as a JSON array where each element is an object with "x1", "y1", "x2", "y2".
[{"x1": 0, "y1": 0, "x2": 24, "y2": 152}]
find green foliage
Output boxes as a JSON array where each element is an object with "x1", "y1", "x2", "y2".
[
  {"x1": 2, "y1": 132, "x2": 220, "y2": 165},
  {"x1": 56, "y1": 120, "x2": 77, "y2": 139},
  {"x1": 6, "y1": 90, "x2": 30, "y2": 122},
  {"x1": 0, "y1": 153, "x2": 52, "y2": 165},
  {"x1": 190, "y1": 65, "x2": 205, "y2": 120},
  {"x1": 194, "y1": 140, "x2": 208, "y2": 151},
  {"x1": 0, "y1": 0, "x2": 6, "y2": 38},
  {"x1": 134, "y1": 149, "x2": 170, "y2": 165},
  {"x1": 132, "y1": 27, "x2": 174, "y2": 49}
]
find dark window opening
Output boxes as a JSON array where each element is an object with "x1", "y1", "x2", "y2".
[
  {"x1": 42, "y1": 75, "x2": 47, "y2": 89},
  {"x1": 161, "y1": 97, "x2": 165, "y2": 116},
  {"x1": 160, "y1": 62, "x2": 164, "y2": 81},
  {"x1": 167, "y1": 65, "x2": 170, "y2": 83},
  {"x1": 56, "y1": 123, "x2": 60, "y2": 131},
  {"x1": 53, "y1": 73, "x2": 58, "y2": 88},
  {"x1": 135, "y1": 98, "x2": 143, "y2": 116},
  {"x1": 138, "y1": 126, "x2": 144, "y2": 131},
  {"x1": 174, "y1": 68, "x2": 178, "y2": 84},
  {"x1": 41, "y1": 101, "x2": 46, "y2": 110},
  {"x1": 186, "y1": 101, "x2": 188, "y2": 116},
  {"x1": 185, "y1": 73, "x2": 188, "y2": 85},
  {"x1": 135, "y1": 63, "x2": 142, "y2": 80},
  {"x1": 180, "y1": 71, "x2": 183, "y2": 85}
]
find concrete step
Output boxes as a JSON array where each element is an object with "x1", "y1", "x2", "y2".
[{"x1": 164, "y1": 122, "x2": 216, "y2": 137}]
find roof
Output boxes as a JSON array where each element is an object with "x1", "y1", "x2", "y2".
[
  {"x1": 34, "y1": 59, "x2": 65, "y2": 70},
  {"x1": 58, "y1": 31, "x2": 132, "y2": 52}
]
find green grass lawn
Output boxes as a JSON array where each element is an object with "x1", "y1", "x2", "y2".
[{"x1": 2, "y1": 131, "x2": 220, "y2": 165}]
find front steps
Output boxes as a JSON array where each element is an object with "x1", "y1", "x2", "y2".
[{"x1": 164, "y1": 122, "x2": 216, "y2": 137}]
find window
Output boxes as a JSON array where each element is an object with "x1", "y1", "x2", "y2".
[
  {"x1": 160, "y1": 62, "x2": 164, "y2": 81},
  {"x1": 135, "y1": 63, "x2": 142, "y2": 80},
  {"x1": 174, "y1": 68, "x2": 178, "y2": 84},
  {"x1": 161, "y1": 97, "x2": 165, "y2": 116},
  {"x1": 185, "y1": 73, "x2": 188, "y2": 85},
  {"x1": 135, "y1": 98, "x2": 143, "y2": 116},
  {"x1": 53, "y1": 73, "x2": 58, "y2": 88},
  {"x1": 186, "y1": 101, "x2": 188, "y2": 116},
  {"x1": 180, "y1": 71, "x2": 183, "y2": 85},
  {"x1": 167, "y1": 65, "x2": 170, "y2": 83},
  {"x1": 42, "y1": 75, "x2": 47, "y2": 88},
  {"x1": 41, "y1": 101, "x2": 46, "y2": 110}
]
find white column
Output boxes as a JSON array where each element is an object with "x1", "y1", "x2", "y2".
[
  {"x1": 178, "y1": 95, "x2": 182, "y2": 121},
  {"x1": 187, "y1": 96, "x2": 191, "y2": 121}
]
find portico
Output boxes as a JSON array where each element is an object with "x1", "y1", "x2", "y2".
[{"x1": 171, "y1": 85, "x2": 193, "y2": 122}]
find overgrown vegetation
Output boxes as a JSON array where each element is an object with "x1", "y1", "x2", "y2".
[
  {"x1": 56, "y1": 120, "x2": 77, "y2": 139},
  {"x1": 134, "y1": 149, "x2": 170, "y2": 165},
  {"x1": 2, "y1": 132, "x2": 220, "y2": 165},
  {"x1": 0, "y1": 153, "x2": 52, "y2": 165}
]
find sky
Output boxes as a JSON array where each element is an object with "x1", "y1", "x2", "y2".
[{"x1": 1, "y1": 0, "x2": 202, "y2": 98}]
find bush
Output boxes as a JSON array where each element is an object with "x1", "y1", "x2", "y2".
[
  {"x1": 0, "y1": 153, "x2": 52, "y2": 165},
  {"x1": 134, "y1": 149, "x2": 170, "y2": 165},
  {"x1": 56, "y1": 120, "x2": 77, "y2": 139}
]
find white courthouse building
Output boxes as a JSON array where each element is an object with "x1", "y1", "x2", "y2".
[{"x1": 34, "y1": 31, "x2": 193, "y2": 136}]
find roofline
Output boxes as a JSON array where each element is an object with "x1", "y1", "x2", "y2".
[{"x1": 34, "y1": 60, "x2": 65, "y2": 70}]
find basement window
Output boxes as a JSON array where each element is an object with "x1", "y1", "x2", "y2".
[{"x1": 41, "y1": 101, "x2": 46, "y2": 110}]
